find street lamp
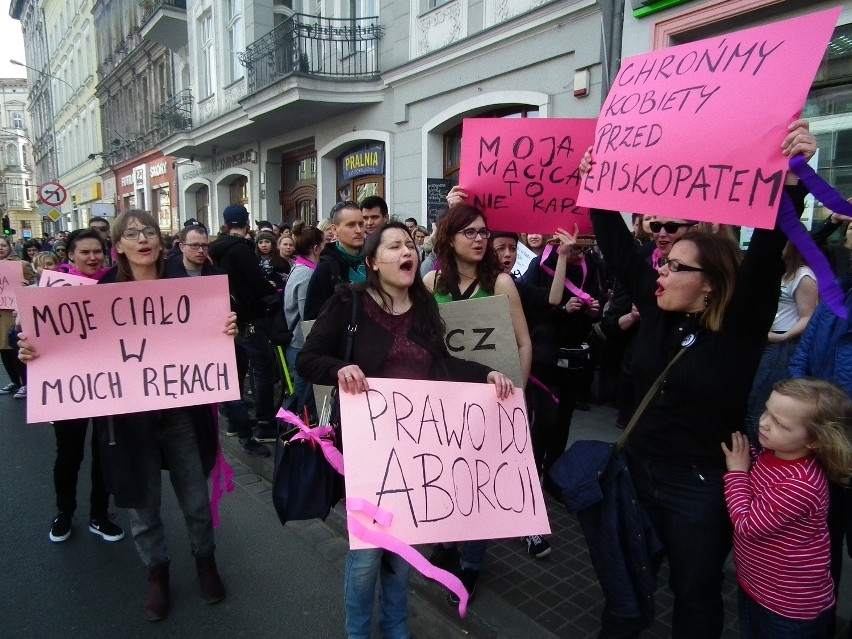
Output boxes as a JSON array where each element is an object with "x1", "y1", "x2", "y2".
[{"x1": 10, "y1": 59, "x2": 75, "y2": 92}]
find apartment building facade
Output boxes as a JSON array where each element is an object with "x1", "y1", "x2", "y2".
[{"x1": 0, "y1": 78, "x2": 37, "y2": 237}]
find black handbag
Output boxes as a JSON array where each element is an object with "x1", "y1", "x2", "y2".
[
  {"x1": 258, "y1": 293, "x2": 295, "y2": 347},
  {"x1": 272, "y1": 426, "x2": 343, "y2": 524},
  {"x1": 271, "y1": 288, "x2": 359, "y2": 525}
]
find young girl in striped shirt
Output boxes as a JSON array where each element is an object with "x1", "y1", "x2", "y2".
[{"x1": 722, "y1": 378, "x2": 852, "y2": 638}]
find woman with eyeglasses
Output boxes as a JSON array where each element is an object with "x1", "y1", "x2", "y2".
[
  {"x1": 422, "y1": 201, "x2": 532, "y2": 603},
  {"x1": 19, "y1": 210, "x2": 238, "y2": 622},
  {"x1": 576, "y1": 120, "x2": 815, "y2": 637}
]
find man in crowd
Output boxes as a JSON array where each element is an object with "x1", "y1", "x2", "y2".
[
  {"x1": 89, "y1": 216, "x2": 112, "y2": 265},
  {"x1": 303, "y1": 201, "x2": 366, "y2": 320},
  {"x1": 168, "y1": 224, "x2": 271, "y2": 456},
  {"x1": 360, "y1": 195, "x2": 388, "y2": 236},
  {"x1": 404, "y1": 217, "x2": 418, "y2": 235},
  {"x1": 209, "y1": 205, "x2": 279, "y2": 443}
]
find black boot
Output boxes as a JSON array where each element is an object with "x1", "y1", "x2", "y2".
[
  {"x1": 143, "y1": 564, "x2": 170, "y2": 622},
  {"x1": 196, "y1": 555, "x2": 226, "y2": 604}
]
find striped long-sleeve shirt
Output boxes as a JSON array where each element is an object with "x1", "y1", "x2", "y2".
[{"x1": 724, "y1": 450, "x2": 833, "y2": 620}]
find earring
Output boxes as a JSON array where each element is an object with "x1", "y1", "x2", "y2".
[{"x1": 704, "y1": 295, "x2": 710, "y2": 307}]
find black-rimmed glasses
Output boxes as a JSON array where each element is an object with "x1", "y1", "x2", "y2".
[
  {"x1": 659, "y1": 257, "x2": 704, "y2": 273},
  {"x1": 457, "y1": 228, "x2": 491, "y2": 240}
]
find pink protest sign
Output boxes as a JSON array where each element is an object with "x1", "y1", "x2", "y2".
[
  {"x1": 16, "y1": 275, "x2": 240, "y2": 423},
  {"x1": 0, "y1": 260, "x2": 28, "y2": 309},
  {"x1": 340, "y1": 378, "x2": 550, "y2": 549},
  {"x1": 577, "y1": 8, "x2": 840, "y2": 229},
  {"x1": 39, "y1": 270, "x2": 97, "y2": 287},
  {"x1": 459, "y1": 118, "x2": 598, "y2": 234}
]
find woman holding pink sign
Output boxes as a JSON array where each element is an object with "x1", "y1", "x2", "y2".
[
  {"x1": 577, "y1": 120, "x2": 815, "y2": 637},
  {"x1": 19, "y1": 210, "x2": 239, "y2": 623},
  {"x1": 298, "y1": 221, "x2": 514, "y2": 639}
]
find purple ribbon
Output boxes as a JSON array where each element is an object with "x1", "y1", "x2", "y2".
[{"x1": 783, "y1": 155, "x2": 848, "y2": 319}]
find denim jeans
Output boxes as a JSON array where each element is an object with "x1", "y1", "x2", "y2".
[
  {"x1": 53, "y1": 418, "x2": 109, "y2": 519},
  {"x1": 127, "y1": 409, "x2": 215, "y2": 569},
  {"x1": 235, "y1": 323, "x2": 277, "y2": 423},
  {"x1": 283, "y1": 345, "x2": 315, "y2": 420},
  {"x1": 745, "y1": 340, "x2": 799, "y2": 443},
  {"x1": 344, "y1": 548, "x2": 410, "y2": 639},
  {"x1": 628, "y1": 454, "x2": 733, "y2": 639},
  {"x1": 739, "y1": 588, "x2": 832, "y2": 639}
]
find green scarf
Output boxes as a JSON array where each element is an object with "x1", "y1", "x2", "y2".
[{"x1": 336, "y1": 242, "x2": 366, "y2": 283}]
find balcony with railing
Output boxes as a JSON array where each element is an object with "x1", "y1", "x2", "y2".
[
  {"x1": 241, "y1": 14, "x2": 383, "y2": 95},
  {"x1": 139, "y1": 0, "x2": 187, "y2": 51},
  {"x1": 152, "y1": 89, "x2": 193, "y2": 144},
  {"x1": 238, "y1": 14, "x2": 384, "y2": 127}
]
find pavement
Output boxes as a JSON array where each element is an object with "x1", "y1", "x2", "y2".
[
  {"x1": 6, "y1": 372, "x2": 852, "y2": 638},
  {"x1": 226, "y1": 401, "x2": 852, "y2": 638}
]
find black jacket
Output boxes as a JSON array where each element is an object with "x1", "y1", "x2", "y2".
[
  {"x1": 209, "y1": 233, "x2": 276, "y2": 321},
  {"x1": 591, "y1": 183, "x2": 807, "y2": 470},
  {"x1": 93, "y1": 267, "x2": 219, "y2": 508},
  {"x1": 303, "y1": 244, "x2": 362, "y2": 321}
]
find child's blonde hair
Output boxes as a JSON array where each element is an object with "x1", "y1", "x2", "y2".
[{"x1": 773, "y1": 378, "x2": 852, "y2": 484}]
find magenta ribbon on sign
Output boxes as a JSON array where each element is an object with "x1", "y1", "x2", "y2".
[
  {"x1": 783, "y1": 155, "x2": 848, "y2": 319},
  {"x1": 276, "y1": 407, "x2": 471, "y2": 616},
  {"x1": 540, "y1": 244, "x2": 592, "y2": 306}
]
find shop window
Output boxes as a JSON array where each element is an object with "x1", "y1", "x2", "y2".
[
  {"x1": 441, "y1": 106, "x2": 539, "y2": 185},
  {"x1": 229, "y1": 176, "x2": 248, "y2": 204}
]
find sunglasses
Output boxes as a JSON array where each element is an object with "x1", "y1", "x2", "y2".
[
  {"x1": 659, "y1": 257, "x2": 704, "y2": 273},
  {"x1": 649, "y1": 221, "x2": 695, "y2": 234}
]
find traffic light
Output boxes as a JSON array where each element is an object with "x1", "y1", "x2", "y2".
[{"x1": 2, "y1": 215, "x2": 9, "y2": 235}]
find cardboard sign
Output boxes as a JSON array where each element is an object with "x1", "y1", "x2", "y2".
[
  {"x1": 39, "y1": 270, "x2": 97, "y2": 287},
  {"x1": 578, "y1": 8, "x2": 840, "y2": 229},
  {"x1": 0, "y1": 260, "x2": 27, "y2": 309},
  {"x1": 439, "y1": 295, "x2": 522, "y2": 387},
  {"x1": 304, "y1": 294, "x2": 523, "y2": 408},
  {"x1": 459, "y1": 118, "x2": 598, "y2": 234},
  {"x1": 16, "y1": 275, "x2": 240, "y2": 423},
  {"x1": 341, "y1": 377, "x2": 550, "y2": 549}
]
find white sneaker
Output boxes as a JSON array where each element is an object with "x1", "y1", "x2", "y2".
[{"x1": 13, "y1": 386, "x2": 26, "y2": 399}]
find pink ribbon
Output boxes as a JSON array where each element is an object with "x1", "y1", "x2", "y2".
[
  {"x1": 529, "y1": 374, "x2": 559, "y2": 405},
  {"x1": 276, "y1": 408, "x2": 471, "y2": 616},
  {"x1": 346, "y1": 498, "x2": 470, "y2": 617},
  {"x1": 651, "y1": 247, "x2": 662, "y2": 268},
  {"x1": 276, "y1": 408, "x2": 345, "y2": 474},
  {"x1": 209, "y1": 405, "x2": 235, "y2": 528},
  {"x1": 540, "y1": 244, "x2": 592, "y2": 306}
]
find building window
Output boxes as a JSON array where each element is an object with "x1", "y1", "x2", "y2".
[
  {"x1": 10, "y1": 111, "x2": 23, "y2": 129},
  {"x1": 5, "y1": 143, "x2": 17, "y2": 167},
  {"x1": 229, "y1": 175, "x2": 248, "y2": 204},
  {"x1": 441, "y1": 106, "x2": 539, "y2": 185},
  {"x1": 226, "y1": 0, "x2": 244, "y2": 84},
  {"x1": 198, "y1": 13, "x2": 215, "y2": 99}
]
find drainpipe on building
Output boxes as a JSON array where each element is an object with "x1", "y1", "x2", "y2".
[{"x1": 597, "y1": 0, "x2": 624, "y2": 101}]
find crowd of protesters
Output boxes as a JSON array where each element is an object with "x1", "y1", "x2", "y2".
[{"x1": 4, "y1": 118, "x2": 852, "y2": 639}]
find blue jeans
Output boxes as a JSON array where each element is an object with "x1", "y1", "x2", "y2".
[
  {"x1": 235, "y1": 323, "x2": 277, "y2": 423},
  {"x1": 283, "y1": 345, "x2": 315, "y2": 420},
  {"x1": 739, "y1": 588, "x2": 832, "y2": 638},
  {"x1": 745, "y1": 340, "x2": 799, "y2": 443},
  {"x1": 344, "y1": 548, "x2": 410, "y2": 639},
  {"x1": 127, "y1": 409, "x2": 215, "y2": 569},
  {"x1": 628, "y1": 454, "x2": 733, "y2": 639}
]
